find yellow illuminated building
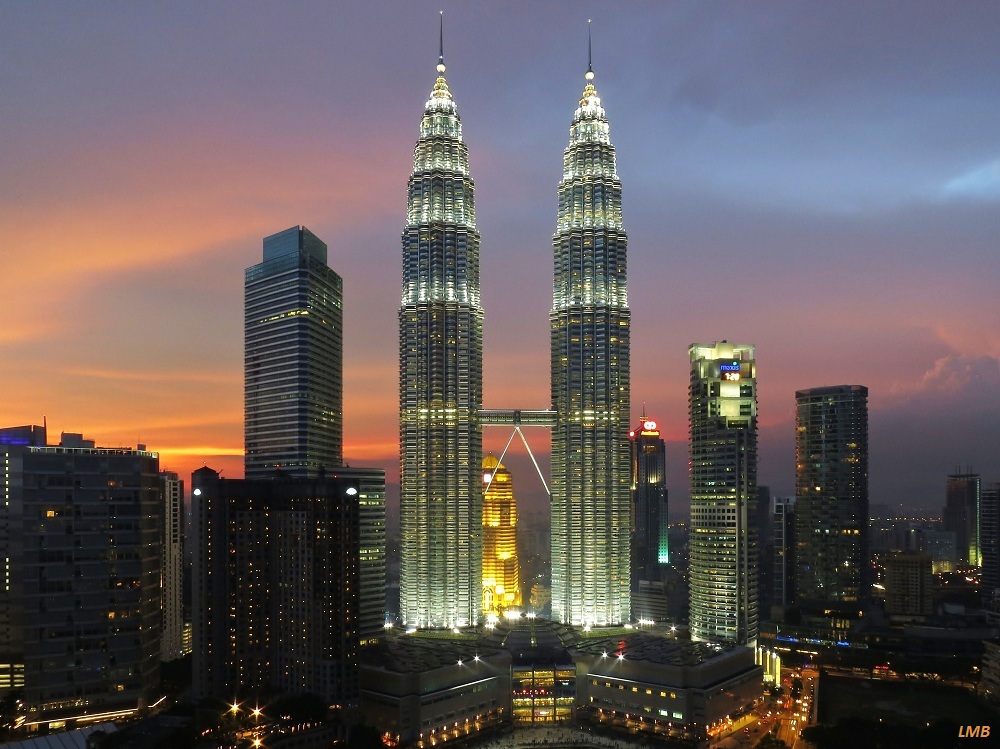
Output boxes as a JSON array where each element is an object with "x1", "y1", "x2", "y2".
[{"x1": 482, "y1": 455, "x2": 520, "y2": 615}]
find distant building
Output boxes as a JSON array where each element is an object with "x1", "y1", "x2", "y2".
[
  {"x1": 773, "y1": 497, "x2": 796, "y2": 610},
  {"x1": 794, "y1": 385, "x2": 869, "y2": 610},
  {"x1": 943, "y1": 472, "x2": 981, "y2": 567},
  {"x1": 921, "y1": 529, "x2": 958, "y2": 573},
  {"x1": 629, "y1": 417, "x2": 669, "y2": 623},
  {"x1": 884, "y1": 551, "x2": 934, "y2": 619},
  {"x1": 245, "y1": 225, "x2": 343, "y2": 478},
  {"x1": 192, "y1": 468, "x2": 377, "y2": 705},
  {"x1": 688, "y1": 342, "x2": 758, "y2": 646},
  {"x1": 0, "y1": 428, "x2": 160, "y2": 728},
  {"x1": 160, "y1": 471, "x2": 187, "y2": 662},
  {"x1": 630, "y1": 417, "x2": 668, "y2": 582},
  {"x1": 982, "y1": 484, "x2": 1000, "y2": 604},
  {"x1": 481, "y1": 455, "x2": 520, "y2": 615}
]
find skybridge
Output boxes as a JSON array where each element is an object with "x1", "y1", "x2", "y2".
[{"x1": 478, "y1": 409, "x2": 555, "y2": 496}]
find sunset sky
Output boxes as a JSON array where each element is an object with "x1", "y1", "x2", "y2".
[{"x1": 2, "y1": 2, "x2": 998, "y2": 516}]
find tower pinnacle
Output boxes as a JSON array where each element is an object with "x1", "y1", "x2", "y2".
[
  {"x1": 586, "y1": 19, "x2": 594, "y2": 81},
  {"x1": 437, "y1": 11, "x2": 446, "y2": 73}
]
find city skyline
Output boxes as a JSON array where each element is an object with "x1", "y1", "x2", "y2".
[{"x1": 2, "y1": 3, "x2": 999, "y2": 514}]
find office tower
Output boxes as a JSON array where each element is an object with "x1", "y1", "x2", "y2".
[
  {"x1": 981, "y1": 485, "x2": 1000, "y2": 604},
  {"x1": 943, "y1": 472, "x2": 981, "y2": 567},
  {"x1": 245, "y1": 225, "x2": 343, "y2": 478},
  {"x1": 0, "y1": 428, "x2": 160, "y2": 728},
  {"x1": 756, "y1": 486, "x2": 773, "y2": 613},
  {"x1": 160, "y1": 471, "x2": 187, "y2": 662},
  {"x1": 481, "y1": 455, "x2": 520, "y2": 615},
  {"x1": 773, "y1": 497, "x2": 796, "y2": 609},
  {"x1": 550, "y1": 51, "x2": 631, "y2": 627},
  {"x1": 192, "y1": 468, "x2": 365, "y2": 704},
  {"x1": 0, "y1": 425, "x2": 45, "y2": 697},
  {"x1": 883, "y1": 551, "x2": 933, "y2": 618},
  {"x1": 688, "y1": 342, "x2": 758, "y2": 646},
  {"x1": 630, "y1": 417, "x2": 668, "y2": 583},
  {"x1": 794, "y1": 385, "x2": 869, "y2": 610},
  {"x1": 339, "y1": 466, "x2": 388, "y2": 646},
  {"x1": 399, "y1": 36, "x2": 483, "y2": 629}
]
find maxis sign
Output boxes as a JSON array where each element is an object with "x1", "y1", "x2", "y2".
[{"x1": 719, "y1": 360, "x2": 741, "y2": 381}]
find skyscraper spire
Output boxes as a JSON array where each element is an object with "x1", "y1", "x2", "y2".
[
  {"x1": 587, "y1": 19, "x2": 593, "y2": 78},
  {"x1": 399, "y1": 18, "x2": 483, "y2": 629},
  {"x1": 438, "y1": 10, "x2": 445, "y2": 71},
  {"x1": 550, "y1": 30, "x2": 631, "y2": 627}
]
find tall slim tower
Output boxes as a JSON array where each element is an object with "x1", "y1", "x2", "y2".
[
  {"x1": 550, "y1": 42, "x2": 631, "y2": 626},
  {"x1": 630, "y1": 417, "x2": 668, "y2": 583},
  {"x1": 794, "y1": 385, "x2": 869, "y2": 609},
  {"x1": 245, "y1": 226, "x2": 343, "y2": 478},
  {"x1": 160, "y1": 471, "x2": 187, "y2": 662},
  {"x1": 689, "y1": 342, "x2": 758, "y2": 646},
  {"x1": 399, "y1": 27, "x2": 483, "y2": 628},
  {"x1": 981, "y1": 484, "x2": 1000, "y2": 607}
]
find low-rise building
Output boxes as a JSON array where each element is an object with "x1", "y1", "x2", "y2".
[
  {"x1": 360, "y1": 636, "x2": 512, "y2": 748},
  {"x1": 575, "y1": 634, "x2": 762, "y2": 742}
]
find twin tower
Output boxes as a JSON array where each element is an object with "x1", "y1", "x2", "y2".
[{"x1": 399, "y1": 32, "x2": 630, "y2": 629}]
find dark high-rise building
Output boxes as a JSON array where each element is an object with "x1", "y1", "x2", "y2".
[
  {"x1": 0, "y1": 428, "x2": 161, "y2": 728},
  {"x1": 688, "y1": 342, "x2": 758, "y2": 646},
  {"x1": 160, "y1": 471, "x2": 187, "y2": 662},
  {"x1": 883, "y1": 551, "x2": 934, "y2": 619},
  {"x1": 550, "y1": 53, "x2": 631, "y2": 627},
  {"x1": 630, "y1": 417, "x2": 668, "y2": 583},
  {"x1": 192, "y1": 468, "x2": 364, "y2": 704},
  {"x1": 794, "y1": 385, "x2": 869, "y2": 610},
  {"x1": 398, "y1": 36, "x2": 484, "y2": 629},
  {"x1": 756, "y1": 486, "x2": 774, "y2": 615},
  {"x1": 943, "y1": 472, "x2": 981, "y2": 567},
  {"x1": 245, "y1": 225, "x2": 343, "y2": 478},
  {"x1": 981, "y1": 484, "x2": 1000, "y2": 603},
  {"x1": 773, "y1": 497, "x2": 796, "y2": 610},
  {"x1": 342, "y1": 466, "x2": 388, "y2": 646}
]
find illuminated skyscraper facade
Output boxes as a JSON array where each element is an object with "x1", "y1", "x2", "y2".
[
  {"x1": 689, "y1": 342, "x2": 758, "y2": 646},
  {"x1": 399, "y1": 45, "x2": 483, "y2": 628},
  {"x1": 481, "y1": 455, "x2": 520, "y2": 615},
  {"x1": 550, "y1": 60, "x2": 631, "y2": 626},
  {"x1": 794, "y1": 385, "x2": 869, "y2": 609},
  {"x1": 245, "y1": 226, "x2": 343, "y2": 478}
]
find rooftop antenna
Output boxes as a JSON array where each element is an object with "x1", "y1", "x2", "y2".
[
  {"x1": 438, "y1": 11, "x2": 445, "y2": 73},
  {"x1": 586, "y1": 19, "x2": 594, "y2": 80}
]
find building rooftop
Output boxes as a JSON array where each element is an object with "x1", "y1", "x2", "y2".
[{"x1": 574, "y1": 632, "x2": 744, "y2": 667}]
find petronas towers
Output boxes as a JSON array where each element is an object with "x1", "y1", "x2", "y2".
[
  {"x1": 549, "y1": 64, "x2": 630, "y2": 627},
  {"x1": 399, "y1": 44, "x2": 483, "y2": 628},
  {"x1": 399, "y1": 26, "x2": 629, "y2": 628}
]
